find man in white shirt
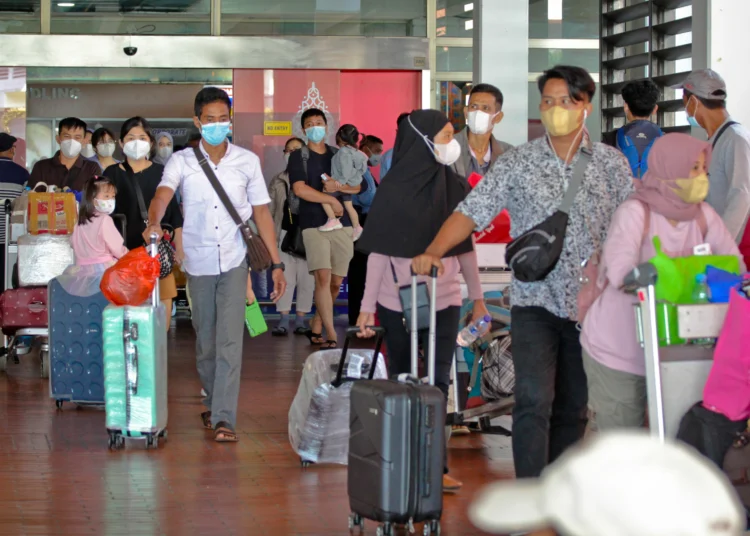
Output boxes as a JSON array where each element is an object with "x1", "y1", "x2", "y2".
[{"x1": 147, "y1": 87, "x2": 286, "y2": 443}]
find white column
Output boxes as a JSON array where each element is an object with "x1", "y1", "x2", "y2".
[
  {"x1": 474, "y1": 0, "x2": 529, "y2": 146},
  {"x1": 693, "y1": 0, "x2": 750, "y2": 125}
]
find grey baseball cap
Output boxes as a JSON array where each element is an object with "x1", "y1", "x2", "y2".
[{"x1": 673, "y1": 69, "x2": 727, "y2": 100}]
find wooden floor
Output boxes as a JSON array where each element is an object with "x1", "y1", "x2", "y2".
[{"x1": 0, "y1": 318, "x2": 515, "y2": 536}]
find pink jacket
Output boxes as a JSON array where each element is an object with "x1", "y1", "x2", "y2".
[
  {"x1": 71, "y1": 213, "x2": 129, "y2": 266},
  {"x1": 361, "y1": 252, "x2": 484, "y2": 314},
  {"x1": 581, "y1": 200, "x2": 744, "y2": 376}
]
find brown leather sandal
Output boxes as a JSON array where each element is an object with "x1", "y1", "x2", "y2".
[
  {"x1": 214, "y1": 422, "x2": 239, "y2": 443},
  {"x1": 201, "y1": 411, "x2": 212, "y2": 429}
]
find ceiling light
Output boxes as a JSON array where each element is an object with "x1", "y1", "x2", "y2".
[
  {"x1": 464, "y1": 3, "x2": 473, "y2": 11},
  {"x1": 548, "y1": 0, "x2": 562, "y2": 21},
  {"x1": 57, "y1": 2, "x2": 75, "y2": 7},
  {"x1": 465, "y1": 20, "x2": 473, "y2": 31}
]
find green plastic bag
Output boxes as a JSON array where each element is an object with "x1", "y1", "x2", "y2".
[
  {"x1": 245, "y1": 300, "x2": 268, "y2": 337},
  {"x1": 650, "y1": 236, "x2": 740, "y2": 304}
]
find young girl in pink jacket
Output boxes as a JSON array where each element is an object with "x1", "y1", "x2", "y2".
[{"x1": 580, "y1": 133, "x2": 745, "y2": 431}]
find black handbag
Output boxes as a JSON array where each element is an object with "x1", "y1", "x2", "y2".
[
  {"x1": 504, "y1": 146, "x2": 592, "y2": 282},
  {"x1": 128, "y1": 164, "x2": 175, "y2": 280},
  {"x1": 280, "y1": 182, "x2": 306, "y2": 259},
  {"x1": 390, "y1": 260, "x2": 430, "y2": 332}
]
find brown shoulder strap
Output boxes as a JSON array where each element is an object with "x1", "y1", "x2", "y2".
[{"x1": 638, "y1": 200, "x2": 651, "y2": 244}]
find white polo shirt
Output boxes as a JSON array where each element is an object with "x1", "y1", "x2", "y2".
[{"x1": 160, "y1": 142, "x2": 270, "y2": 277}]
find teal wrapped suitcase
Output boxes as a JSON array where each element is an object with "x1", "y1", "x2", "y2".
[{"x1": 103, "y1": 237, "x2": 168, "y2": 450}]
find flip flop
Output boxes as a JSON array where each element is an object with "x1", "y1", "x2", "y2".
[
  {"x1": 304, "y1": 329, "x2": 324, "y2": 345},
  {"x1": 320, "y1": 340, "x2": 338, "y2": 350},
  {"x1": 272, "y1": 326, "x2": 288, "y2": 337},
  {"x1": 294, "y1": 326, "x2": 308, "y2": 336}
]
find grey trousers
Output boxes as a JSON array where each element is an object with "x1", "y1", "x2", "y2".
[{"x1": 188, "y1": 263, "x2": 247, "y2": 428}]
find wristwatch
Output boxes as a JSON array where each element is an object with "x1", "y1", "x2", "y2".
[{"x1": 271, "y1": 262, "x2": 286, "y2": 272}]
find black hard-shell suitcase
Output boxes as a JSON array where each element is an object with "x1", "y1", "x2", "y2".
[{"x1": 348, "y1": 270, "x2": 445, "y2": 536}]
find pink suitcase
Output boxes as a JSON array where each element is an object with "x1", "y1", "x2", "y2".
[{"x1": 0, "y1": 288, "x2": 48, "y2": 334}]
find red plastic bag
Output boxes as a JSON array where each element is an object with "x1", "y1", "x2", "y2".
[
  {"x1": 467, "y1": 172, "x2": 511, "y2": 244},
  {"x1": 100, "y1": 247, "x2": 161, "y2": 306}
]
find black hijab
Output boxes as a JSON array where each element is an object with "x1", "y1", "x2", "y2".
[{"x1": 357, "y1": 109, "x2": 474, "y2": 259}]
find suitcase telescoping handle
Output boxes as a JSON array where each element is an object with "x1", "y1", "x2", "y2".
[
  {"x1": 332, "y1": 326, "x2": 386, "y2": 387},
  {"x1": 149, "y1": 233, "x2": 160, "y2": 308},
  {"x1": 411, "y1": 266, "x2": 439, "y2": 386}
]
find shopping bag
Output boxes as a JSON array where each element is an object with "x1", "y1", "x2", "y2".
[
  {"x1": 100, "y1": 247, "x2": 161, "y2": 306},
  {"x1": 245, "y1": 300, "x2": 268, "y2": 337},
  {"x1": 649, "y1": 236, "x2": 740, "y2": 304},
  {"x1": 468, "y1": 172, "x2": 511, "y2": 244}
]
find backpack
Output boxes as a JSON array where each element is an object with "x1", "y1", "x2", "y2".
[
  {"x1": 616, "y1": 125, "x2": 663, "y2": 179},
  {"x1": 299, "y1": 144, "x2": 338, "y2": 176}
]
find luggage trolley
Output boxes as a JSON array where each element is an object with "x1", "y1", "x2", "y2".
[
  {"x1": 625, "y1": 263, "x2": 725, "y2": 441},
  {"x1": 0, "y1": 198, "x2": 50, "y2": 377}
]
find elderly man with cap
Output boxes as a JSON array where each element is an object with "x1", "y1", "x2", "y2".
[
  {"x1": 0, "y1": 132, "x2": 28, "y2": 291},
  {"x1": 676, "y1": 69, "x2": 750, "y2": 266}
]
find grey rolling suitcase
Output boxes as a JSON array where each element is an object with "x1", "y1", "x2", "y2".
[{"x1": 347, "y1": 269, "x2": 445, "y2": 536}]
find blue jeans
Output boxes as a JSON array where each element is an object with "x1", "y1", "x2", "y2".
[{"x1": 510, "y1": 306, "x2": 588, "y2": 478}]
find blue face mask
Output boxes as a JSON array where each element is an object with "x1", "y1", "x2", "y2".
[
  {"x1": 686, "y1": 98, "x2": 701, "y2": 129},
  {"x1": 201, "y1": 122, "x2": 231, "y2": 146},
  {"x1": 305, "y1": 126, "x2": 326, "y2": 144}
]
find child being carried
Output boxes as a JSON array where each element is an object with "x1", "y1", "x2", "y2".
[{"x1": 319, "y1": 124, "x2": 367, "y2": 241}]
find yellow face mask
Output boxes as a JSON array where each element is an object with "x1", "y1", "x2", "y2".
[
  {"x1": 673, "y1": 173, "x2": 709, "y2": 204},
  {"x1": 540, "y1": 106, "x2": 584, "y2": 137}
]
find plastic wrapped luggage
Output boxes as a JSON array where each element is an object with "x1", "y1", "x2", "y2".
[
  {"x1": 348, "y1": 270, "x2": 445, "y2": 536},
  {"x1": 102, "y1": 236, "x2": 168, "y2": 449},
  {"x1": 0, "y1": 287, "x2": 47, "y2": 333},
  {"x1": 17, "y1": 234, "x2": 74, "y2": 287},
  {"x1": 288, "y1": 328, "x2": 387, "y2": 466},
  {"x1": 49, "y1": 278, "x2": 109, "y2": 407}
]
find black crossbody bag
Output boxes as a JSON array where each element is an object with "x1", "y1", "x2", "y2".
[
  {"x1": 192, "y1": 147, "x2": 273, "y2": 272},
  {"x1": 504, "y1": 146, "x2": 592, "y2": 282}
]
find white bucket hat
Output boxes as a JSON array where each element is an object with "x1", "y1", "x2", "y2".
[{"x1": 469, "y1": 431, "x2": 746, "y2": 536}]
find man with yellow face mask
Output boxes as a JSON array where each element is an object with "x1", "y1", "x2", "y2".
[{"x1": 410, "y1": 65, "x2": 634, "y2": 479}]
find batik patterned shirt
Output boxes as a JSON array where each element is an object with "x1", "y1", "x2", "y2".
[{"x1": 456, "y1": 136, "x2": 634, "y2": 319}]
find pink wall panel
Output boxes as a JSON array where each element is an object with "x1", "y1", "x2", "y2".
[{"x1": 340, "y1": 70, "x2": 422, "y2": 181}]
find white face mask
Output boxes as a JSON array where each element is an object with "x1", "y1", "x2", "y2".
[
  {"x1": 94, "y1": 198, "x2": 116, "y2": 215},
  {"x1": 434, "y1": 139, "x2": 462, "y2": 166},
  {"x1": 123, "y1": 139, "x2": 151, "y2": 161},
  {"x1": 81, "y1": 143, "x2": 96, "y2": 159},
  {"x1": 158, "y1": 146, "x2": 173, "y2": 161},
  {"x1": 466, "y1": 110, "x2": 498, "y2": 136},
  {"x1": 284, "y1": 153, "x2": 291, "y2": 165},
  {"x1": 97, "y1": 142, "x2": 116, "y2": 158},
  {"x1": 60, "y1": 139, "x2": 82, "y2": 159}
]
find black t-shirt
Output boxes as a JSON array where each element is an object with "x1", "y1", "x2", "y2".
[
  {"x1": 104, "y1": 162, "x2": 184, "y2": 250},
  {"x1": 288, "y1": 146, "x2": 369, "y2": 230}
]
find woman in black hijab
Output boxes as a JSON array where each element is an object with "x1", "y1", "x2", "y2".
[{"x1": 356, "y1": 110, "x2": 487, "y2": 493}]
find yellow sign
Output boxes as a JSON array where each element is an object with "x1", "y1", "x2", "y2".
[{"x1": 263, "y1": 121, "x2": 293, "y2": 136}]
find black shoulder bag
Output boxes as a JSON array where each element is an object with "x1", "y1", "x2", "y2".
[
  {"x1": 126, "y1": 163, "x2": 175, "y2": 280},
  {"x1": 280, "y1": 181, "x2": 306, "y2": 259},
  {"x1": 504, "y1": 146, "x2": 592, "y2": 282},
  {"x1": 192, "y1": 147, "x2": 273, "y2": 272}
]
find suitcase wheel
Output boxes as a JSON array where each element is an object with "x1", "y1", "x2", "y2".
[
  {"x1": 159, "y1": 429, "x2": 168, "y2": 441},
  {"x1": 376, "y1": 523, "x2": 393, "y2": 536},
  {"x1": 300, "y1": 458, "x2": 314, "y2": 468},
  {"x1": 422, "y1": 520, "x2": 441, "y2": 536},
  {"x1": 146, "y1": 434, "x2": 159, "y2": 449},
  {"x1": 348, "y1": 513, "x2": 364, "y2": 533},
  {"x1": 108, "y1": 432, "x2": 125, "y2": 450},
  {"x1": 55, "y1": 400, "x2": 63, "y2": 410}
]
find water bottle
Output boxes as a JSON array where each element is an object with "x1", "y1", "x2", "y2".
[
  {"x1": 691, "y1": 274, "x2": 714, "y2": 345},
  {"x1": 457, "y1": 314, "x2": 492, "y2": 347}
]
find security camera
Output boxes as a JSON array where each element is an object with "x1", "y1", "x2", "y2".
[{"x1": 123, "y1": 46, "x2": 138, "y2": 56}]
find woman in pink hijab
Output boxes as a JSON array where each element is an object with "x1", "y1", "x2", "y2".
[{"x1": 580, "y1": 133, "x2": 744, "y2": 431}]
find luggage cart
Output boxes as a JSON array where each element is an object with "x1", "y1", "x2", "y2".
[
  {"x1": 0, "y1": 199, "x2": 50, "y2": 378},
  {"x1": 625, "y1": 263, "x2": 725, "y2": 442}
]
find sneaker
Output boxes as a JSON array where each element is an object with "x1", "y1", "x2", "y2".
[
  {"x1": 318, "y1": 218, "x2": 343, "y2": 232},
  {"x1": 352, "y1": 225, "x2": 364, "y2": 241},
  {"x1": 443, "y1": 474, "x2": 463, "y2": 492}
]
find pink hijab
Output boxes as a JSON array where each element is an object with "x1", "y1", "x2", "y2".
[{"x1": 630, "y1": 133, "x2": 712, "y2": 221}]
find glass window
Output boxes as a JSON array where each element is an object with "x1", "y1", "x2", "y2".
[
  {"x1": 528, "y1": 81, "x2": 601, "y2": 142},
  {"x1": 436, "y1": 80, "x2": 471, "y2": 132},
  {"x1": 436, "y1": 46, "x2": 473, "y2": 73},
  {"x1": 529, "y1": 0, "x2": 599, "y2": 39},
  {"x1": 529, "y1": 48, "x2": 599, "y2": 75},
  {"x1": 436, "y1": 0, "x2": 474, "y2": 38},
  {"x1": 51, "y1": 0, "x2": 211, "y2": 35},
  {"x1": 0, "y1": 1, "x2": 41, "y2": 34},
  {"x1": 222, "y1": 0, "x2": 427, "y2": 37}
]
